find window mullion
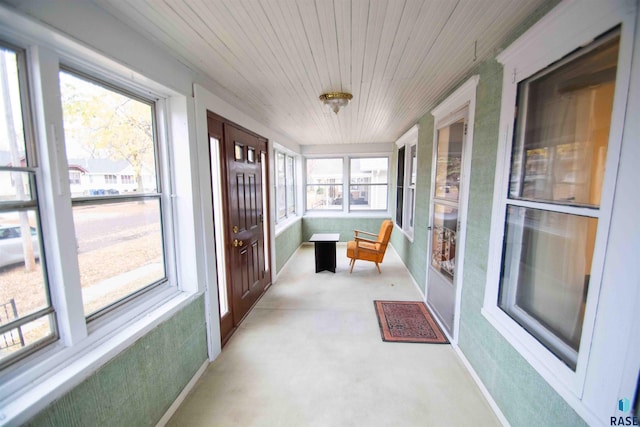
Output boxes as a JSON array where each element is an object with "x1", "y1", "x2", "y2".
[{"x1": 29, "y1": 45, "x2": 87, "y2": 345}]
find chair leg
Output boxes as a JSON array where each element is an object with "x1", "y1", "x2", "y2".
[
  {"x1": 350, "y1": 259, "x2": 355, "y2": 273},
  {"x1": 375, "y1": 262, "x2": 381, "y2": 274}
]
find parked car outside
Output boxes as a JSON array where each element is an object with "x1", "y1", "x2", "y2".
[{"x1": 0, "y1": 225, "x2": 40, "y2": 269}]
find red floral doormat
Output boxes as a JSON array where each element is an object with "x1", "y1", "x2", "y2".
[{"x1": 374, "y1": 301, "x2": 449, "y2": 344}]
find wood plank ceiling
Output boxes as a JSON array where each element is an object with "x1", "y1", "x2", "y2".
[{"x1": 95, "y1": 0, "x2": 549, "y2": 145}]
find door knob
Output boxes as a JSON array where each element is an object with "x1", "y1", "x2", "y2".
[{"x1": 233, "y1": 239, "x2": 244, "y2": 247}]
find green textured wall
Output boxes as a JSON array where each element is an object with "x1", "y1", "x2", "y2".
[
  {"x1": 389, "y1": 0, "x2": 585, "y2": 425},
  {"x1": 457, "y1": 57, "x2": 584, "y2": 427},
  {"x1": 455, "y1": 2, "x2": 584, "y2": 425},
  {"x1": 276, "y1": 217, "x2": 393, "y2": 273},
  {"x1": 26, "y1": 297, "x2": 208, "y2": 427},
  {"x1": 389, "y1": 113, "x2": 434, "y2": 294},
  {"x1": 275, "y1": 218, "x2": 303, "y2": 273},
  {"x1": 302, "y1": 217, "x2": 391, "y2": 243}
]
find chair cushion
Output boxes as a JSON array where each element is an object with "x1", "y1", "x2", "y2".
[{"x1": 347, "y1": 240, "x2": 382, "y2": 262}]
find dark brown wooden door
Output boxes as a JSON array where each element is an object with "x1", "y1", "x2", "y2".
[{"x1": 208, "y1": 113, "x2": 271, "y2": 345}]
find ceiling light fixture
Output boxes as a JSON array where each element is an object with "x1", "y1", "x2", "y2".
[{"x1": 319, "y1": 91, "x2": 353, "y2": 114}]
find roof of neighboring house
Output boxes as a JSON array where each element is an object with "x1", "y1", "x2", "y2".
[
  {"x1": 2, "y1": 151, "x2": 151, "y2": 176},
  {"x1": 67, "y1": 158, "x2": 130, "y2": 174},
  {"x1": 68, "y1": 165, "x2": 89, "y2": 173}
]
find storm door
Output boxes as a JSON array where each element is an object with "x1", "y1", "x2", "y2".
[{"x1": 426, "y1": 109, "x2": 469, "y2": 336}]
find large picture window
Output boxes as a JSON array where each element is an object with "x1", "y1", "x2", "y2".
[
  {"x1": 497, "y1": 31, "x2": 619, "y2": 370},
  {"x1": 306, "y1": 158, "x2": 343, "y2": 210},
  {"x1": 60, "y1": 70, "x2": 167, "y2": 319},
  {"x1": 349, "y1": 157, "x2": 388, "y2": 211},
  {"x1": 305, "y1": 156, "x2": 390, "y2": 213},
  {"x1": 0, "y1": 46, "x2": 178, "y2": 373}
]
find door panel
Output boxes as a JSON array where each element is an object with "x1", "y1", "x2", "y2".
[
  {"x1": 427, "y1": 116, "x2": 466, "y2": 336},
  {"x1": 224, "y1": 122, "x2": 270, "y2": 326},
  {"x1": 207, "y1": 113, "x2": 271, "y2": 345}
]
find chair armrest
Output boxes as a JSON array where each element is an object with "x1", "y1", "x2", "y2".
[
  {"x1": 353, "y1": 229, "x2": 378, "y2": 237},
  {"x1": 354, "y1": 236, "x2": 378, "y2": 244}
]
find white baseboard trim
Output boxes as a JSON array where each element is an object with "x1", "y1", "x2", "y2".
[
  {"x1": 156, "y1": 360, "x2": 209, "y2": 427},
  {"x1": 452, "y1": 344, "x2": 511, "y2": 427},
  {"x1": 274, "y1": 242, "x2": 308, "y2": 282},
  {"x1": 387, "y1": 245, "x2": 426, "y2": 300}
]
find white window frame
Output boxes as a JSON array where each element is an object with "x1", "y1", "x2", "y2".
[
  {"x1": 0, "y1": 41, "x2": 56, "y2": 369},
  {"x1": 274, "y1": 147, "x2": 298, "y2": 225},
  {"x1": 304, "y1": 154, "x2": 391, "y2": 216},
  {"x1": 395, "y1": 124, "x2": 419, "y2": 239},
  {"x1": 304, "y1": 156, "x2": 344, "y2": 212},
  {"x1": 0, "y1": 7, "x2": 200, "y2": 425},
  {"x1": 481, "y1": 0, "x2": 636, "y2": 422},
  {"x1": 59, "y1": 66, "x2": 170, "y2": 321},
  {"x1": 348, "y1": 156, "x2": 389, "y2": 213}
]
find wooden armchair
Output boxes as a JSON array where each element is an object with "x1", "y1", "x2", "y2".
[{"x1": 346, "y1": 220, "x2": 394, "y2": 273}]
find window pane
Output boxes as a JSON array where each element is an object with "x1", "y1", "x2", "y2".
[
  {"x1": 434, "y1": 120, "x2": 464, "y2": 201},
  {"x1": 276, "y1": 152, "x2": 285, "y2": 219},
  {"x1": 0, "y1": 210, "x2": 55, "y2": 365},
  {"x1": 0, "y1": 210, "x2": 47, "y2": 315},
  {"x1": 306, "y1": 158, "x2": 343, "y2": 210},
  {"x1": 396, "y1": 147, "x2": 405, "y2": 226},
  {"x1": 350, "y1": 158, "x2": 388, "y2": 184},
  {"x1": 307, "y1": 158, "x2": 342, "y2": 183},
  {"x1": 59, "y1": 70, "x2": 166, "y2": 318},
  {"x1": 349, "y1": 158, "x2": 388, "y2": 210},
  {"x1": 499, "y1": 206, "x2": 596, "y2": 370},
  {"x1": 73, "y1": 200, "x2": 165, "y2": 316},
  {"x1": 1, "y1": 313, "x2": 55, "y2": 365},
  {"x1": 286, "y1": 156, "x2": 295, "y2": 215},
  {"x1": 430, "y1": 203, "x2": 457, "y2": 280},
  {"x1": 349, "y1": 185, "x2": 388, "y2": 210},
  {"x1": 261, "y1": 152, "x2": 270, "y2": 272},
  {"x1": 0, "y1": 171, "x2": 33, "y2": 202},
  {"x1": 509, "y1": 35, "x2": 619, "y2": 207},
  {"x1": 0, "y1": 48, "x2": 27, "y2": 162},
  {"x1": 59, "y1": 71, "x2": 158, "y2": 198},
  {"x1": 410, "y1": 145, "x2": 417, "y2": 186},
  {"x1": 306, "y1": 185, "x2": 342, "y2": 210},
  {"x1": 408, "y1": 188, "x2": 415, "y2": 228}
]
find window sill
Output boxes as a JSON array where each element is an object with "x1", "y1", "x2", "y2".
[
  {"x1": 303, "y1": 210, "x2": 391, "y2": 218},
  {"x1": 275, "y1": 215, "x2": 301, "y2": 236},
  {"x1": 0, "y1": 289, "x2": 199, "y2": 426},
  {"x1": 480, "y1": 305, "x2": 598, "y2": 425},
  {"x1": 394, "y1": 224, "x2": 415, "y2": 242}
]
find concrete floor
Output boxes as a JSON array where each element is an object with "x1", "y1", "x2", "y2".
[{"x1": 168, "y1": 243, "x2": 501, "y2": 427}]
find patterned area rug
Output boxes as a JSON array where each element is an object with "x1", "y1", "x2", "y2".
[{"x1": 374, "y1": 300, "x2": 449, "y2": 344}]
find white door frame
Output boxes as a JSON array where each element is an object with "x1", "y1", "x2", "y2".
[
  {"x1": 194, "y1": 83, "x2": 285, "y2": 361},
  {"x1": 426, "y1": 75, "x2": 479, "y2": 344}
]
